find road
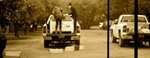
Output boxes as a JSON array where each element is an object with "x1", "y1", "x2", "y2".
[{"x1": 4, "y1": 27, "x2": 150, "y2": 58}]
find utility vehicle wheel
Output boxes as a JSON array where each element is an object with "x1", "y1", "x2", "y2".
[
  {"x1": 111, "y1": 30, "x2": 117, "y2": 43},
  {"x1": 75, "y1": 40, "x2": 80, "y2": 45},
  {"x1": 119, "y1": 31, "x2": 125, "y2": 47},
  {"x1": 44, "y1": 40, "x2": 49, "y2": 48},
  {"x1": 75, "y1": 40, "x2": 80, "y2": 51}
]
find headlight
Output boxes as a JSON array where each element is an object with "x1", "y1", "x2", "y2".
[
  {"x1": 141, "y1": 28, "x2": 150, "y2": 33},
  {"x1": 123, "y1": 25, "x2": 128, "y2": 32}
]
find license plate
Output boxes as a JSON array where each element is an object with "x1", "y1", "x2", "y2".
[{"x1": 66, "y1": 25, "x2": 70, "y2": 28}]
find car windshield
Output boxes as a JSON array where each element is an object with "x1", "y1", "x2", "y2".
[{"x1": 121, "y1": 16, "x2": 146, "y2": 22}]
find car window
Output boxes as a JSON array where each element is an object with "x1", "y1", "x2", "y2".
[
  {"x1": 121, "y1": 16, "x2": 146, "y2": 22},
  {"x1": 138, "y1": 17, "x2": 146, "y2": 22}
]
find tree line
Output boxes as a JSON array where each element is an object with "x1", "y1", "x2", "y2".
[
  {"x1": 1, "y1": 0, "x2": 150, "y2": 34},
  {"x1": 110, "y1": 0, "x2": 150, "y2": 21}
]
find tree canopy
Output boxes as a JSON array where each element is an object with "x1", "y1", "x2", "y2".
[{"x1": 1, "y1": 0, "x2": 150, "y2": 29}]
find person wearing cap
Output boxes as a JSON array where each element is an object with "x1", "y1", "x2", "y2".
[{"x1": 68, "y1": 3, "x2": 78, "y2": 34}]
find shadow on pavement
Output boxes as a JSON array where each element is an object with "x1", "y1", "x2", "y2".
[
  {"x1": 46, "y1": 43, "x2": 74, "y2": 48},
  {"x1": 114, "y1": 42, "x2": 150, "y2": 49}
]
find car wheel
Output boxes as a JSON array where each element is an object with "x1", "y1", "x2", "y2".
[
  {"x1": 75, "y1": 40, "x2": 80, "y2": 51},
  {"x1": 44, "y1": 40, "x2": 49, "y2": 48},
  {"x1": 111, "y1": 30, "x2": 117, "y2": 43},
  {"x1": 119, "y1": 31, "x2": 125, "y2": 47},
  {"x1": 75, "y1": 40, "x2": 80, "y2": 45}
]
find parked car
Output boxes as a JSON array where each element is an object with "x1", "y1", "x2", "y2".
[
  {"x1": 110, "y1": 14, "x2": 150, "y2": 47},
  {"x1": 101, "y1": 21, "x2": 112, "y2": 30},
  {"x1": 110, "y1": 19, "x2": 118, "y2": 30},
  {"x1": 99, "y1": 22, "x2": 103, "y2": 28}
]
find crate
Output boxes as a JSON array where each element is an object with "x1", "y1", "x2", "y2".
[
  {"x1": 65, "y1": 46, "x2": 75, "y2": 51},
  {"x1": 49, "y1": 49, "x2": 63, "y2": 54},
  {"x1": 5, "y1": 51, "x2": 21, "y2": 58}
]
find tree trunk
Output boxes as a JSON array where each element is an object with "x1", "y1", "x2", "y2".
[{"x1": 14, "y1": 23, "x2": 19, "y2": 37}]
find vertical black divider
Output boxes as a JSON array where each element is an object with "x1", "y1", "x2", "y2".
[
  {"x1": 134, "y1": 0, "x2": 138, "y2": 58},
  {"x1": 107, "y1": 0, "x2": 110, "y2": 58}
]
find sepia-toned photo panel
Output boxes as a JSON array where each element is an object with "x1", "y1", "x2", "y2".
[
  {"x1": 1, "y1": 0, "x2": 109, "y2": 58},
  {"x1": 110, "y1": 0, "x2": 150, "y2": 58},
  {"x1": 1, "y1": 0, "x2": 150, "y2": 58}
]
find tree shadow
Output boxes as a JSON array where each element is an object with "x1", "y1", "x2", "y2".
[
  {"x1": 120, "y1": 42, "x2": 150, "y2": 49},
  {"x1": 46, "y1": 43, "x2": 75, "y2": 49}
]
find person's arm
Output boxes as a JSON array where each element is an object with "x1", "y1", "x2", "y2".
[
  {"x1": 52, "y1": 7, "x2": 56, "y2": 15},
  {"x1": 69, "y1": 7, "x2": 72, "y2": 15},
  {"x1": 52, "y1": 9, "x2": 54, "y2": 15}
]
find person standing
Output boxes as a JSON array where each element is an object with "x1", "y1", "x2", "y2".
[
  {"x1": 0, "y1": 28, "x2": 7, "y2": 58},
  {"x1": 68, "y1": 3, "x2": 78, "y2": 33},
  {"x1": 52, "y1": 6, "x2": 63, "y2": 34},
  {"x1": 13, "y1": 10, "x2": 20, "y2": 37},
  {"x1": 34, "y1": 20, "x2": 38, "y2": 30}
]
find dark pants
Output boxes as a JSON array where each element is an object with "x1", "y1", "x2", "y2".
[
  {"x1": 14, "y1": 23, "x2": 19, "y2": 37},
  {"x1": 34, "y1": 25, "x2": 37, "y2": 30},
  {"x1": 34, "y1": 22, "x2": 38, "y2": 30},
  {"x1": 55, "y1": 18, "x2": 62, "y2": 33},
  {"x1": 23, "y1": 23, "x2": 27, "y2": 35},
  {"x1": 73, "y1": 17, "x2": 77, "y2": 33}
]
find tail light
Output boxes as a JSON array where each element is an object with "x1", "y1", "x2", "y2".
[
  {"x1": 76, "y1": 26, "x2": 80, "y2": 33},
  {"x1": 123, "y1": 25, "x2": 128, "y2": 32}
]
